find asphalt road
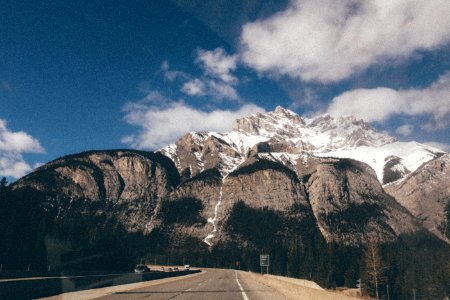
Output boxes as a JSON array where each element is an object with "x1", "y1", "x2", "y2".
[
  {"x1": 0, "y1": 270, "x2": 197, "y2": 299},
  {"x1": 97, "y1": 269, "x2": 288, "y2": 300}
]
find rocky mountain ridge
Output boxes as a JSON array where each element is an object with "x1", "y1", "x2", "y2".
[{"x1": 160, "y1": 106, "x2": 443, "y2": 185}]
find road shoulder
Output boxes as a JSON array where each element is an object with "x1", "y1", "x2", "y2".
[{"x1": 239, "y1": 271, "x2": 360, "y2": 300}]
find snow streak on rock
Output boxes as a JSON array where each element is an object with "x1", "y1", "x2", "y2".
[{"x1": 203, "y1": 177, "x2": 225, "y2": 246}]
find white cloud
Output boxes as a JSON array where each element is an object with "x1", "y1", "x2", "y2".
[
  {"x1": 0, "y1": 120, "x2": 44, "y2": 153},
  {"x1": 240, "y1": 0, "x2": 450, "y2": 82},
  {"x1": 0, "y1": 155, "x2": 31, "y2": 179},
  {"x1": 327, "y1": 72, "x2": 450, "y2": 128},
  {"x1": 179, "y1": 48, "x2": 241, "y2": 101},
  {"x1": 196, "y1": 48, "x2": 238, "y2": 83},
  {"x1": 395, "y1": 124, "x2": 413, "y2": 136},
  {"x1": 181, "y1": 79, "x2": 206, "y2": 96},
  {"x1": 181, "y1": 78, "x2": 240, "y2": 101},
  {"x1": 161, "y1": 52, "x2": 240, "y2": 102},
  {"x1": 122, "y1": 100, "x2": 265, "y2": 149},
  {"x1": 0, "y1": 120, "x2": 44, "y2": 178},
  {"x1": 207, "y1": 80, "x2": 239, "y2": 101}
]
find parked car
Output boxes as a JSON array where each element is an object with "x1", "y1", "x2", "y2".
[
  {"x1": 184, "y1": 264, "x2": 190, "y2": 270},
  {"x1": 134, "y1": 264, "x2": 150, "y2": 273},
  {"x1": 174, "y1": 267, "x2": 179, "y2": 271}
]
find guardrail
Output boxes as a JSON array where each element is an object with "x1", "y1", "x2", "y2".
[{"x1": 0, "y1": 270, "x2": 200, "y2": 299}]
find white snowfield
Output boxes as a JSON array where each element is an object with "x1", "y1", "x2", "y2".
[
  {"x1": 160, "y1": 106, "x2": 444, "y2": 184},
  {"x1": 314, "y1": 141, "x2": 441, "y2": 183}
]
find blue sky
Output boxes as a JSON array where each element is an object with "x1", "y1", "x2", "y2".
[{"x1": 1, "y1": 0, "x2": 450, "y2": 179}]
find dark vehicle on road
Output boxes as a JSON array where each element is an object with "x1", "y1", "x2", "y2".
[{"x1": 134, "y1": 264, "x2": 150, "y2": 273}]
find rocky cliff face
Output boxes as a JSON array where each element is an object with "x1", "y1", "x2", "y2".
[
  {"x1": 385, "y1": 153, "x2": 450, "y2": 243},
  {"x1": 11, "y1": 148, "x2": 424, "y2": 248},
  {"x1": 12, "y1": 150, "x2": 179, "y2": 233}
]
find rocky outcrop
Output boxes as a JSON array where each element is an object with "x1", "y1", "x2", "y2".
[
  {"x1": 301, "y1": 157, "x2": 420, "y2": 245},
  {"x1": 224, "y1": 158, "x2": 308, "y2": 212},
  {"x1": 385, "y1": 153, "x2": 450, "y2": 242}
]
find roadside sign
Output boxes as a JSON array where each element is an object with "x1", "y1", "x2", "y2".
[{"x1": 260, "y1": 254, "x2": 270, "y2": 267}]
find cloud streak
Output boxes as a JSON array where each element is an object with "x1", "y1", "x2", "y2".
[{"x1": 240, "y1": 0, "x2": 450, "y2": 82}]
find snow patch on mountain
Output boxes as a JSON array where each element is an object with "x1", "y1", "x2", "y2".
[{"x1": 314, "y1": 141, "x2": 441, "y2": 183}]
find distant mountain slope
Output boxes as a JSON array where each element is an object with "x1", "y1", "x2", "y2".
[{"x1": 385, "y1": 153, "x2": 450, "y2": 243}]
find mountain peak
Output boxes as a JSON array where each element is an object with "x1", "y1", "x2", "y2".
[{"x1": 274, "y1": 105, "x2": 296, "y2": 116}]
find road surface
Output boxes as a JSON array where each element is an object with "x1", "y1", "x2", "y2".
[
  {"x1": 97, "y1": 269, "x2": 288, "y2": 300},
  {"x1": 1, "y1": 270, "x2": 197, "y2": 299}
]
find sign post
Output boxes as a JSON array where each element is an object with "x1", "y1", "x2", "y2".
[{"x1": 260, "y1": 254, "x2": 270, "y2": 275}]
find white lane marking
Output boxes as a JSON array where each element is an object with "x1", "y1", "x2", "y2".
[{"x1": 235, "y1": 271, "x2": 250, "y2": 300}]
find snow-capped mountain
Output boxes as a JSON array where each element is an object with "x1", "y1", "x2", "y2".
[
  {"x1": 5, "y1": 110, "x2": 449, "y2": 299},
  {"x1": 160, "y1": 106, "x2": 444, "y2": 185},
  {"x1": 8, "y1": 105, "x2": 448, "y2": 256}
]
